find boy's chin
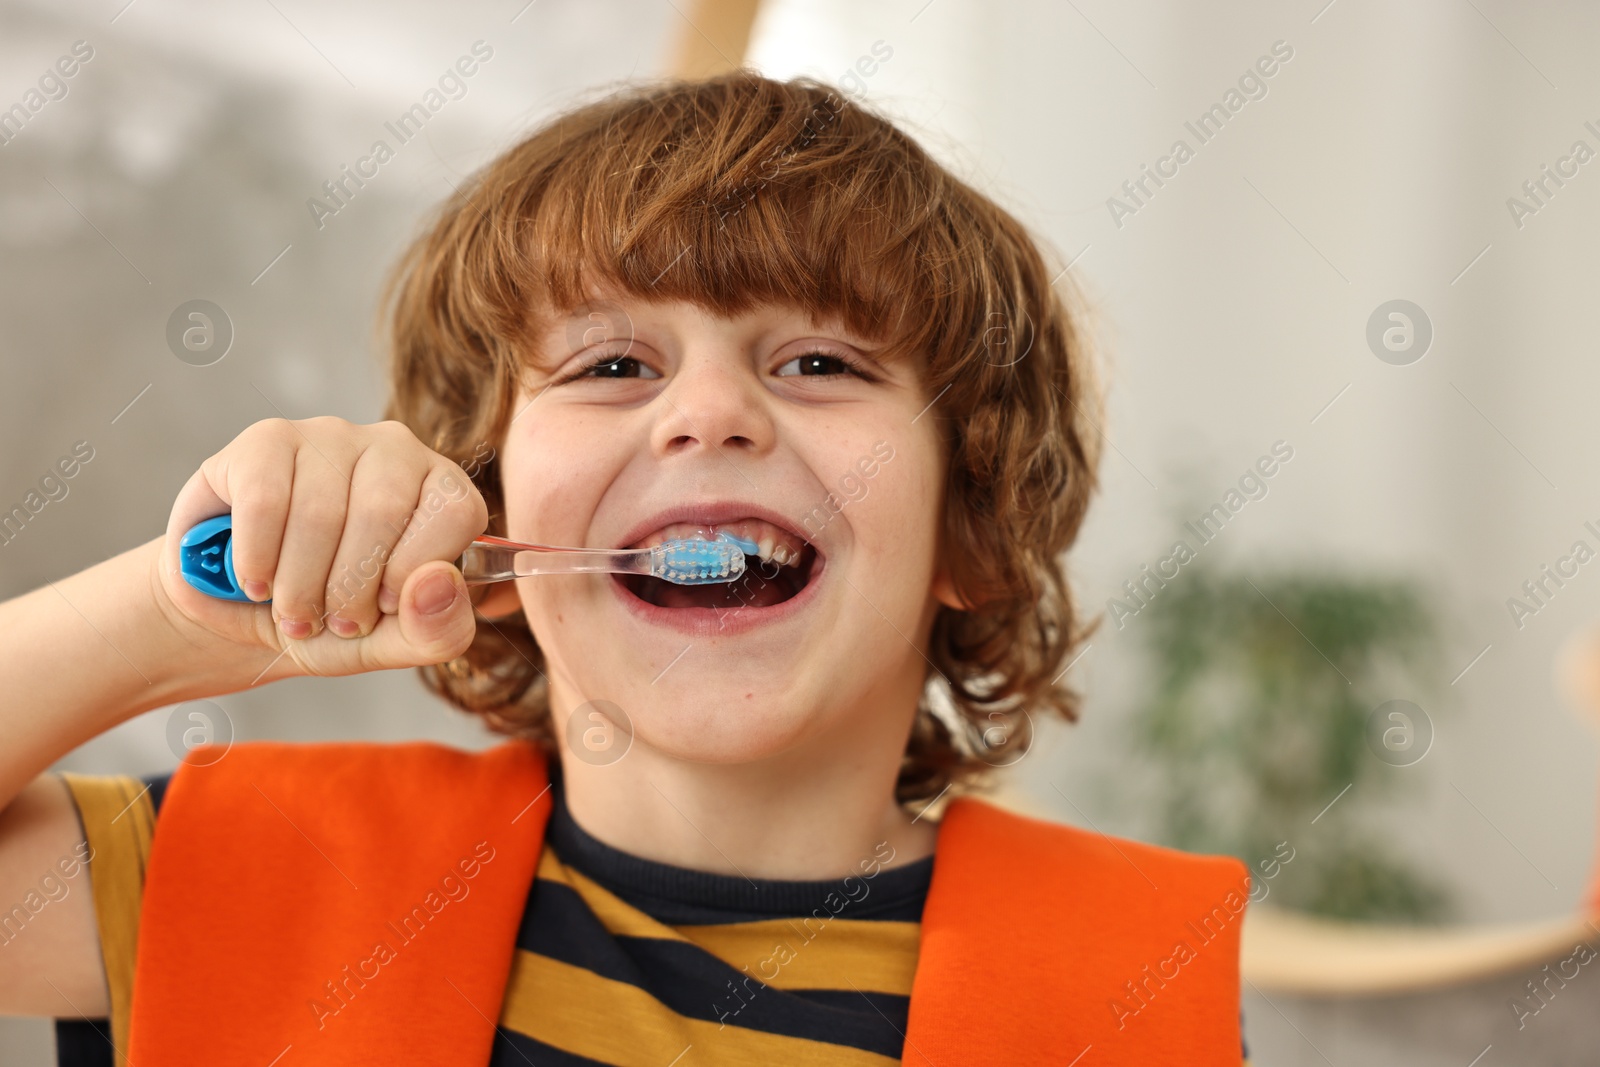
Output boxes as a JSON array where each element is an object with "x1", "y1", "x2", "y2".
[{"x1": 624, "y1": 686, "x2": 828, "y2": 764}]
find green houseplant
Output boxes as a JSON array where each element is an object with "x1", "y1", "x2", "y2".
[{"x1": 1123, "y1": 560, "x2": 1454, "y2": 922}]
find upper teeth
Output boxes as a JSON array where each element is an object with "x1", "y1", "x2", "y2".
[{"x1": 632, "y1": 518, "x2": 806, "y2": 568}]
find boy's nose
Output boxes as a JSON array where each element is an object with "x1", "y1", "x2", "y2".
[{"x1": 650, "y1": 357, "x2": 776, "y2": 459}]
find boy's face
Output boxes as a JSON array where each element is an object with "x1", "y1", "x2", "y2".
[{"x1": 493, "y1": 293, "x2": 958, "y2": 766}]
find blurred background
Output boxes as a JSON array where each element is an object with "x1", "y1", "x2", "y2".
[{"x1": 4, "y1": 0, "x2": 1600, "y2": 1062}]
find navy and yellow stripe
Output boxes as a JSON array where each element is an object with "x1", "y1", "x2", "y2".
[{"x1": 487, "y1": 772, "x2": 930, "y2": 1065}]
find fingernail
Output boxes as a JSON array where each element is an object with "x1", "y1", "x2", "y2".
[
  {"x1": 279, "y1": 617, "x2": 313, "y2": 640},
  {"x1": 243, "y1": 580, "x2": 270, "y2": 601},
  {"x1": 377, "y1": 587, "x2": 399, "y2": 614},
  {"x1": 416, "y1": 573, "x2": 459, "y2": 616},
  {"x1": 327, "y1": 614, "x2": 360, "y2": 638}
]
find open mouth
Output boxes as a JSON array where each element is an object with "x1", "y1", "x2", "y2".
[{"x1": 619, "y1": 518, "x2": 821, "y2": 610}]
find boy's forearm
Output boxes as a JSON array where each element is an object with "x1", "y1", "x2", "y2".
[{"x1": 0, "y1": 537, "x2": 234, "y2": 808}]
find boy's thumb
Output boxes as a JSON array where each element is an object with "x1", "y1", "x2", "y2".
[{"x1": 396, "y1": 561, "x2": 476, "y2": 664}]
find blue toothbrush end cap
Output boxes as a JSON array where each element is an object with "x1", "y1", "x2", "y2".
[{"x1": 179, "y1": 515, "x2": 254, "y2": 602}]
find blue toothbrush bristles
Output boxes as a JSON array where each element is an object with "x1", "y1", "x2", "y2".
[{"x1": 654, "y1": 538, "x2": 748, "y2": 585}]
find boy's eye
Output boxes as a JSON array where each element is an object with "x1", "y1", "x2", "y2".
[
  {"x1": 776, "y1": 352, "x2": 860, "y2": 378},
  {"x1": 568, "y1": 354, "x2": 660, "y2": 381}
]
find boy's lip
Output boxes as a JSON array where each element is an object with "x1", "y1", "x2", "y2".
[{"x1": 614, "y1": 501, "x2": 820, "y2": 557}]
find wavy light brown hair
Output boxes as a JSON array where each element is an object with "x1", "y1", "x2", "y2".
[{"x1": 383, "y1": 72, "x2": 1103, "y2": 806}]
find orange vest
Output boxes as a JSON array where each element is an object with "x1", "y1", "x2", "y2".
[{"x1": 127, "y1": 740, "x2": 1247, "y2": 1065}]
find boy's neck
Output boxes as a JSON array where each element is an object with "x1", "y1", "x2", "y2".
[{"x1": 553, "y1": 703, "x2": 940, "y2": 882}]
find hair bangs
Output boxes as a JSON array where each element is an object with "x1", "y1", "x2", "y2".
[{"x1": 512, "y1": 79, "x2": 939, "y2": 364}]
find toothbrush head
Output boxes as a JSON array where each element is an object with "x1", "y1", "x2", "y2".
[{"x1": 652, "y1": 538, "x2": 747, "y2": 585}]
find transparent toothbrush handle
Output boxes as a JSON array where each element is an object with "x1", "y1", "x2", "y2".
[{"x1": 457, "y1": 536, "x2": 653, "y2": 585}]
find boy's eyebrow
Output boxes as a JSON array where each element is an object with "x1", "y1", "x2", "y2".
[
  {"x1": 832, "y1": 329, "x2": 912, "y2": 364},
  {"x1": 525, "y1": 302, "x2": 909, "y2": 368},
  {"x1": 519, "y1": 303, "x2": 637, "y2": 371},
  {"x1": 780, "y1": 313, "x2": 903, "y2": 358}
]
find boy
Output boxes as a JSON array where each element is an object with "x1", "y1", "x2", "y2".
[{"x1": 0, "y1": 73, "x2": 1248, "y2": 1064}]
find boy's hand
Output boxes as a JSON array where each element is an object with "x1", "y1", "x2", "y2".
[{"x1": 156, "y1": 417, "x2": 488, "y2": 682}]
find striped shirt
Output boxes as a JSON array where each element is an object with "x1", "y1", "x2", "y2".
[{"x1": 53, "y1": 764, "x2": 1250, "y2": 1065}]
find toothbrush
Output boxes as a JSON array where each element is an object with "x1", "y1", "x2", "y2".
[{"x1": 178, "y1": 515, "x2": 755, "y2": 603}]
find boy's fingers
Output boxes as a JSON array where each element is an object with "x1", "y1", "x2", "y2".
[
  {"x1": 376, "y1": 464, "x2": 489, "y2": 614},
  {"x1": 270, "y1": 450, "x2": 353, "y2": 639},
  {"x1": 323, "y1": 450, "x2": 428, "y2": 637},
  {"x1": 220, "y1": 451, "x2": 294, "y2": 601}
]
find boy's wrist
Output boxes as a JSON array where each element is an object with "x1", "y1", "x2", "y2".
[{"x1": 63, "y1": 537, "x2": 261, "y2": 723}]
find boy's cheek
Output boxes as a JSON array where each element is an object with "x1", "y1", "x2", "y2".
[
  {"x1": 852, "y1": 458, "x2": 937, "y2": 552},
  {"x1": 500, "y1": 424, "x2": 619, "y2": 541}
]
